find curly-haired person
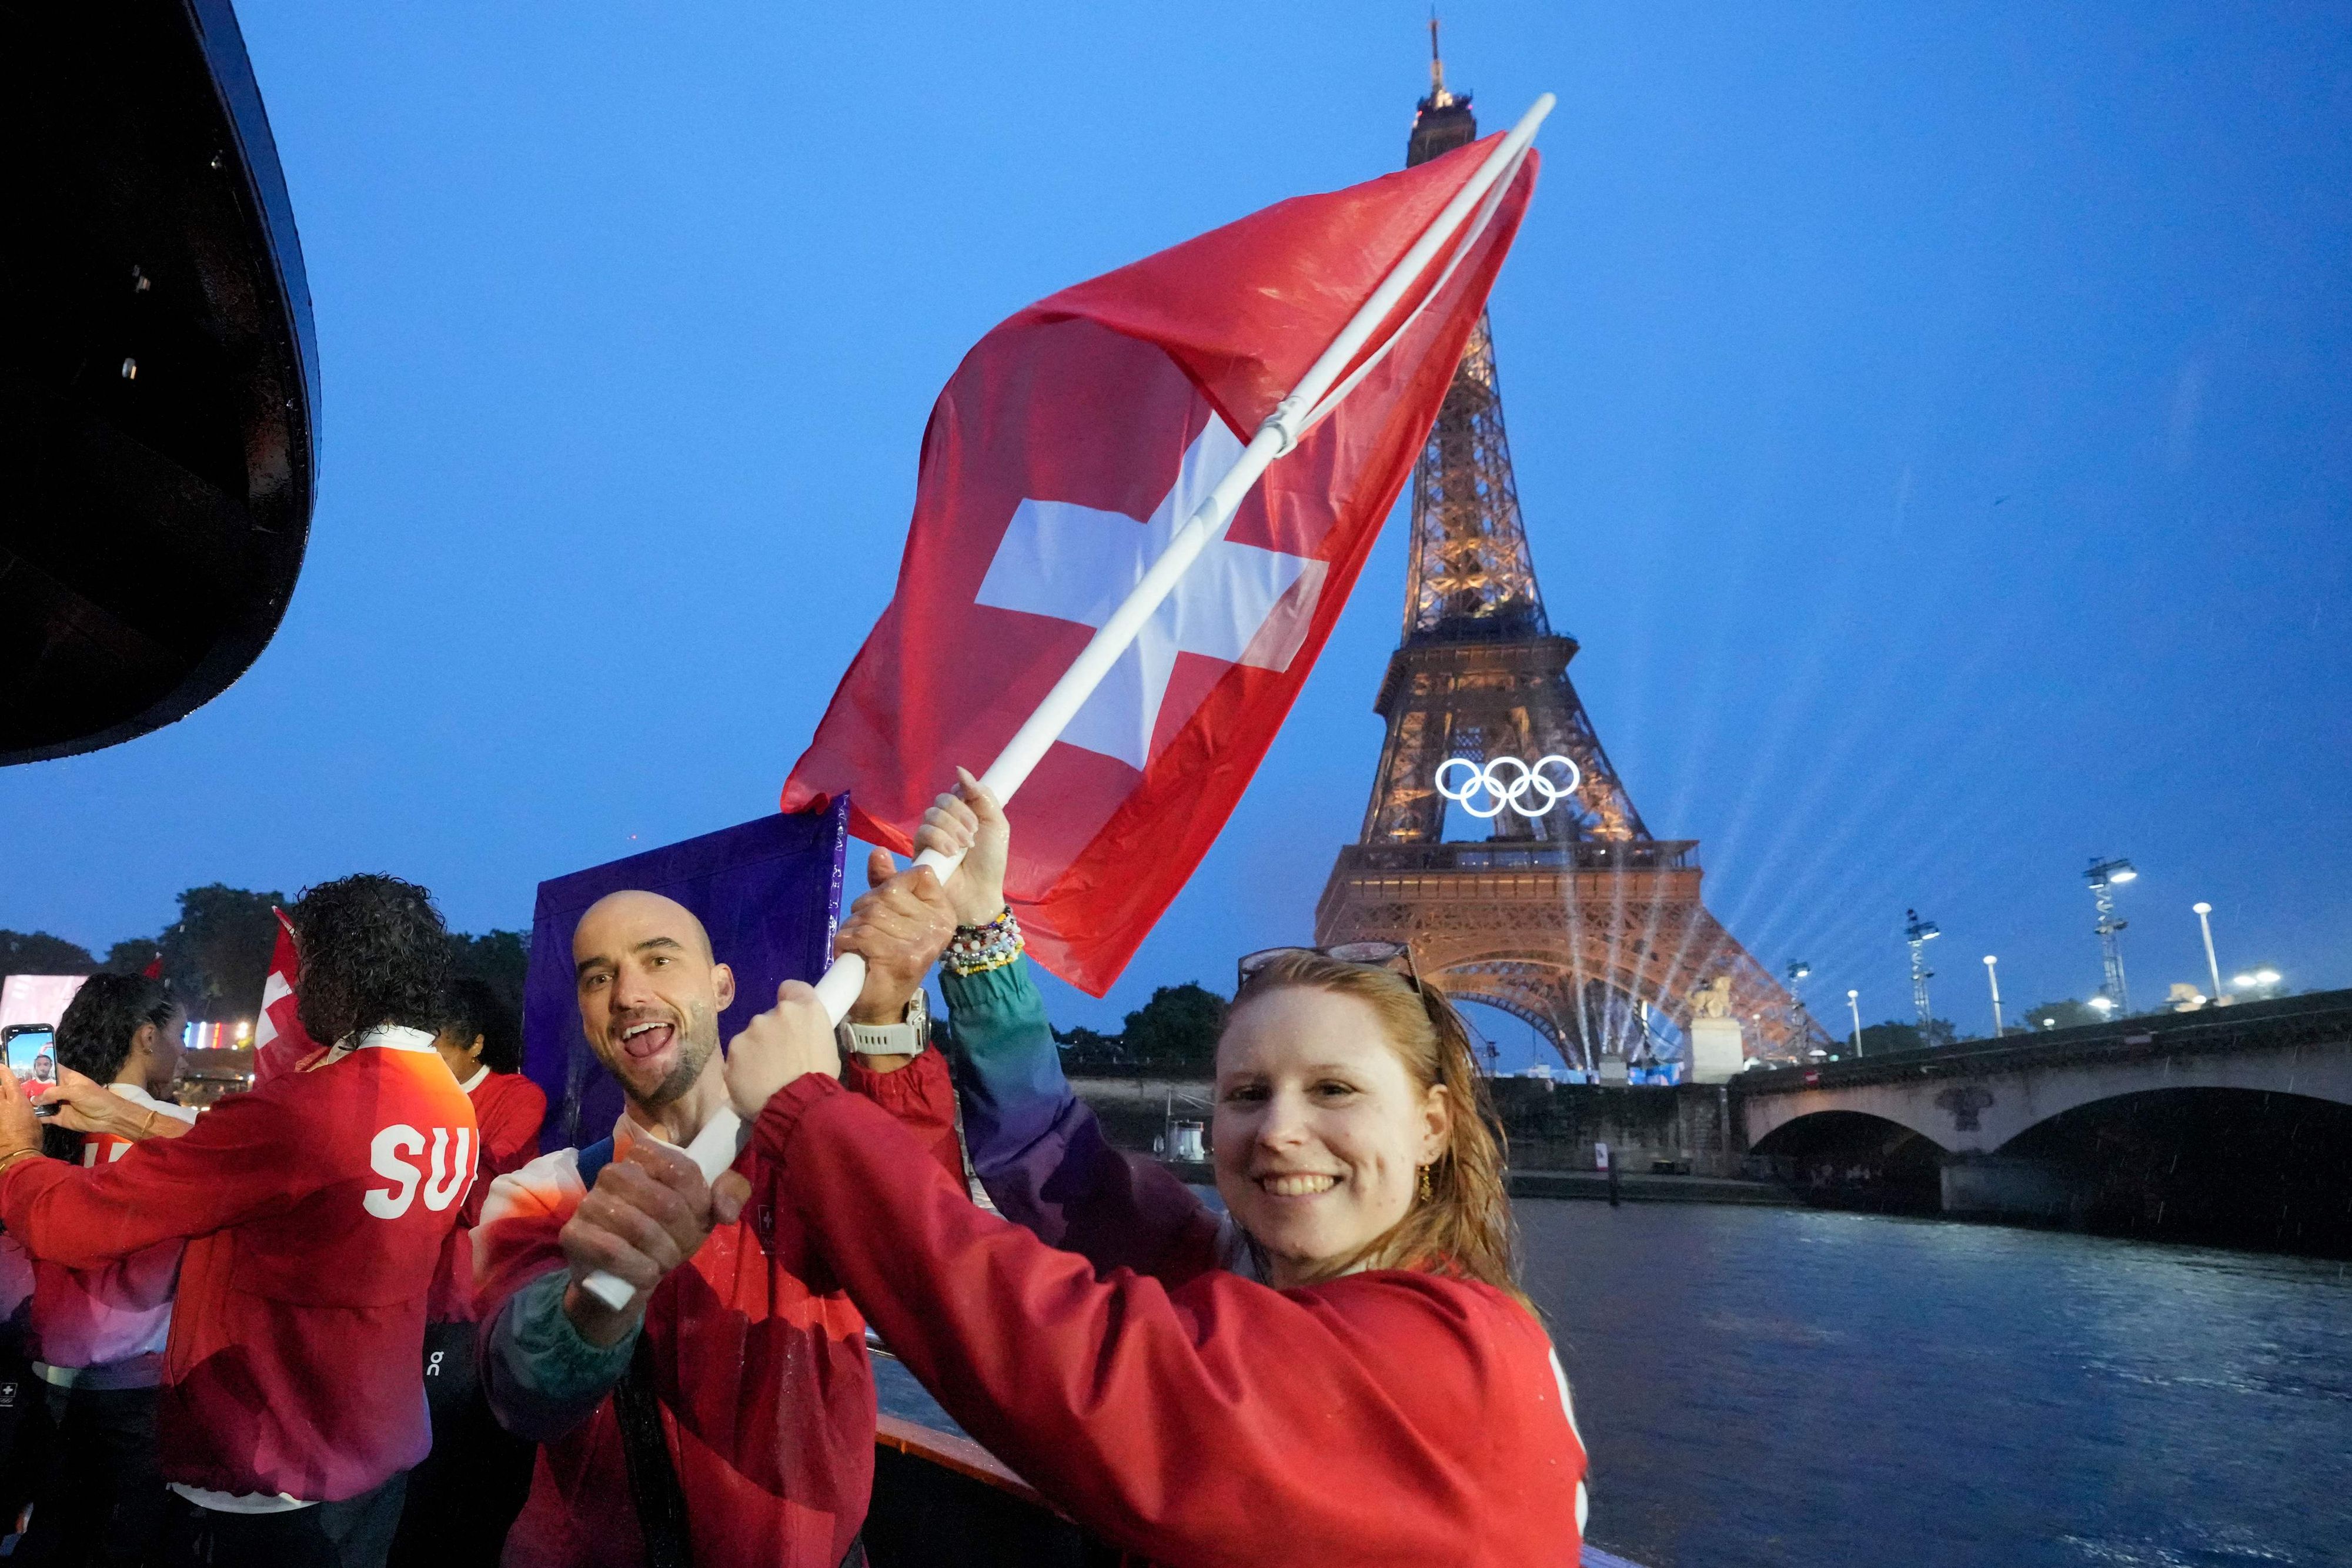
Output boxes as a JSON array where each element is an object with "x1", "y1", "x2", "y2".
[{"x1": 0, "y1": 875, "x2": 477, "y2": 1568}]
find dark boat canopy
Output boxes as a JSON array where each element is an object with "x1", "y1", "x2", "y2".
[{"x1": 1, "y1": 0, "x2": 318, "y2": 765}]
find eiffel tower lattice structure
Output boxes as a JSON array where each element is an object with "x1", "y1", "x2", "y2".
[{"x1": 1313, "y1": 39, "x2": 1818, "y2": 1072}]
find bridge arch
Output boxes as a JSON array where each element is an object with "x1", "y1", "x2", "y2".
[
  {"x1": 1732, "y1": 1001, "x2": 2352, "y2": 1251},
  {"x1": 1741, "y1": 1034, "x2": 2352, "y2": 1155},
  {"x1": 1741, "y1": 1080, "x2": 1965, "y2": 1154},
  {"x1": 1984, "y1": 1063, "x2": 2352, "y2": 1153},
  {"x1": 1994, "y1": 1085, "x2": 2352, "y2": 1253},
  {"x1": 1749, "y1": 1109, "x2": 1950, "y2": 1207},
  {"x1": 1426, "y1": 947, "x2": 1666, "y2": 1072},
  {"x1": 1750, "y1": 1104, "x2": 1955, "y2": 1156}
]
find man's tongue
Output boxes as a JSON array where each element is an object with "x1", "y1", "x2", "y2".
[{"x1": 623, "y1": 1023, "x2": 674, "y2": 1061}]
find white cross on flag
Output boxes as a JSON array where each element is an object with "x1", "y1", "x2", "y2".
[
  {"x1": 251, "y1": 907, "x2": 318, "y2": 1084},
  {"x1": 784, "y1": 133, "x2": 1538, "y2": 992}
]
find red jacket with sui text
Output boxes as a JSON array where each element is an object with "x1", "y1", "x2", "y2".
[{"x1": 0, "y1": 1031, "x2": 477, "y2": 1502}]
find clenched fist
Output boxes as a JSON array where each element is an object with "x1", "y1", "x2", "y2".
[
  {"x1": 914, "y1": 767, "x2": 1010, "y2": 929},
  {"x1": 838, "y1": 860, "x2": 956, "y2": 1026},
  {"x1": 560, "y1": 1136, "x2": 720, "y2": 1346},
  {"x1": 724, "y1": 980, "x2": 838, "y2": 1124}
]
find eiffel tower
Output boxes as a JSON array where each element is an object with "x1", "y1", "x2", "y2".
[{"x1": 1313, "y1": 36, "x2": 1813, "y2": 1074}]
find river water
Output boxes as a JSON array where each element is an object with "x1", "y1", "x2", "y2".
[{"x1": 1528, "y1": 1199, "x2": 2352, "y2": 1568}]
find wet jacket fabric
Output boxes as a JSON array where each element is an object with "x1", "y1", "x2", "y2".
[
  {"x1": 466, "y1": 1070, "x2": 550, "y2": 1222},
  {"x1": 14, "y1": 1090, "x2": 201, "y2": 1389},
  {"x1": 473, "y1": 1051, "x2": 961, "y2": 1568},
  {"x1": 0, "y1": 1029, "x2": 476, "y2": 1502},
  {"x1": 749, "y1": 956, "x2": 1585, "y2": 1568},
  {"x1": 424, "y1": 1067, "x2": 549, "y2": 1323}
]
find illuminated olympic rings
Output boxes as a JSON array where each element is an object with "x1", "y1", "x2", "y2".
[{"x1": 1432, "y1": 755, "x2": 1584, "y2": 820}]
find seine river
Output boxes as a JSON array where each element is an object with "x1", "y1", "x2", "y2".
[{"x1": 1530, "y1": 1199, "x2": 2352, "y2": 1568}]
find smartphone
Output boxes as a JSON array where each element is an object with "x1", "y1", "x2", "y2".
[{"x1": 4, "y1": 1027, "x2": 59, "y2": 1114}]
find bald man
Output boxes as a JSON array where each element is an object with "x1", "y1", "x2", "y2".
[{"x1": 470, "y1": 866, "x2": 967, "y2": 1568}]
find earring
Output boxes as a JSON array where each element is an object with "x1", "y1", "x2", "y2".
[{"x1": 1416, "y1": 1164, "x2": 1434, "y2": 1202}]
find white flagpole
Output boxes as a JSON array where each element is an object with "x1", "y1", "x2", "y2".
[
  {"x1": 816, "y1": 90, "x2": 1554, "y2": 1017},
  {"x1": 580, "y1": 95, "x2": 1553, "y2": 1309}
]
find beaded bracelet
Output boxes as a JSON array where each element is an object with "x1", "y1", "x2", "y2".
[{"x1": 944, "y1": 908, "x2": 1025, "y2": 976}]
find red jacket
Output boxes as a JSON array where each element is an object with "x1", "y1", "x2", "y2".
[
  {"x1": 0, "y1": 1031, "x2": 476, "y2": 1502},
  {"x1": 425, "y1": 1067, "x2": 549, "y2": 1322},
  {"x1": 751, "y1": 1075, "x2": 1586, "y2": 1568},
  {"x1": 474, "y1": 1052, "x2": 962, "y2": 1568},
  {"x1": 18, "y1": 1099, "x2": 200, "y2": 1383},
  {"x1": 466, "y1": 1069, "x2": 550, "y2": 1219},
  {"x1": 25, "y1": 1226, "x2": 179, "y2": 1386}
]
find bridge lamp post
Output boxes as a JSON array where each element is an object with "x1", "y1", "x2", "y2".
[
  {"x1": 2192, "y1": 902, "x2": 2225, "y2": 1002},
  {"x1": 1786, "y1": 960, "x2": 1812, "y2": 1047},
  {"x1": 1983, "y1": 955, "x2": 2004, "y2": 1038},
  {"x1": 2085, "y1": 857, "x2": 2137, "y2": 1014},
  {"x1": 1846, "y1": 989, "x2": 1863, "y2": 1057}
]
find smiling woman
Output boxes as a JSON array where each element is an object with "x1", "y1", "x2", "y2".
[
  {"x1": 1212, "y1": 948, "x2": 1525, "y2": 1305},
  {"x1": 715, "y1": 777, "x2": 1587, "y2": 1567}
]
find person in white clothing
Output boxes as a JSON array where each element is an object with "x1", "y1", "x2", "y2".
[{"x1": 12, "y1": 973, "x2": 196, "y2": 1566}]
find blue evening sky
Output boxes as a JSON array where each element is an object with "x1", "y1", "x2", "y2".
[{"x1": 4, "y1": 2, "x2": 2346, "y2": 1068}]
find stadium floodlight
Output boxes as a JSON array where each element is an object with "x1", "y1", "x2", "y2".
[
  {"x1": 1903, "y1": 910, "x2": 1942, "y2": 1032},
  {"x1": 1784, "y1": 961, "x2": 1814, "y2": 1051},
  {"x1": 2085, "y1": 857, "x2": 2137, "y2": 1014}
]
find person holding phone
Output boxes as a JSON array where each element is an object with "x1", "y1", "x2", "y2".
[
  {"x1": 3, "y1": 973, "x2": 192, "y2": 1567},
  {"x1": 0, "y1": 875, "x2": 476, "y2": 1568}
]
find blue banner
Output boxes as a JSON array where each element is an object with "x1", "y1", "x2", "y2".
[{"x1": 522, "y1": 799, "x2": 851, "y2": 1151}]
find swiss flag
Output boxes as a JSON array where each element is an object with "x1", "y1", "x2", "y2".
[
  {"x1": 783, "y1": 132, "x2": 1538, "y2": 993},
  {"x1": 251, "y1": 907, "x2": 319, "y2": 1084}
]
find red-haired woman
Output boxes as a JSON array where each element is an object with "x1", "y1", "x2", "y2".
[{"x1": 719, "y1": 778, "x2": 1586, "y2": 1567}]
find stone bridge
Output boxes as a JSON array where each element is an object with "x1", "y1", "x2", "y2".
[{"x1": 1732, "y1": 991, "x2": 2352, "y2": 1249}]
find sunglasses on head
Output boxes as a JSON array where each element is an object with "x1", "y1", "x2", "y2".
[{"x1": 1236, "y1": 941, "x2": 1423, "y2": 993}]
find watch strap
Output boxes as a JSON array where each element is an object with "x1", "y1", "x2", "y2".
[{"x1": 838, "y1": 1019, "x2": 926, "y2": 1057}]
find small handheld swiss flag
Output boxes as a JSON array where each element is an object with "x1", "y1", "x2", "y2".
[
  {"x1": 784, "y1": 132, "x2": 1538, "y2": 994},
  {"x1": 251, "y1": 908, "x2": 319, "y2": 1084}
]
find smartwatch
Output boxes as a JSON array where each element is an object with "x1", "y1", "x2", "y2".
[{"x1": 838, "y1": 987, "x2": 928, "y2": 1057}]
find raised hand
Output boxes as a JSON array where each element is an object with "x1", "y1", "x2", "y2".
[
  {"x1": 723, "y1": 980, "x2": 838, "y2": 1124},
  {"x1": 839, "y1": 855, "x2": 957, "y2": 1025},
  {"x1": 37, "y1": 1068, "x2": 158, "y2": 1138},
  {"x1": 913, "y1": 766, "x2": 1010, "y2": 929},
  {"x1": 559, "y1": 1135, "x2": 720, "y2": 1345},
  {"x1": 0, "y1": 1064, "x2": 38, "y2": 1159}
]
